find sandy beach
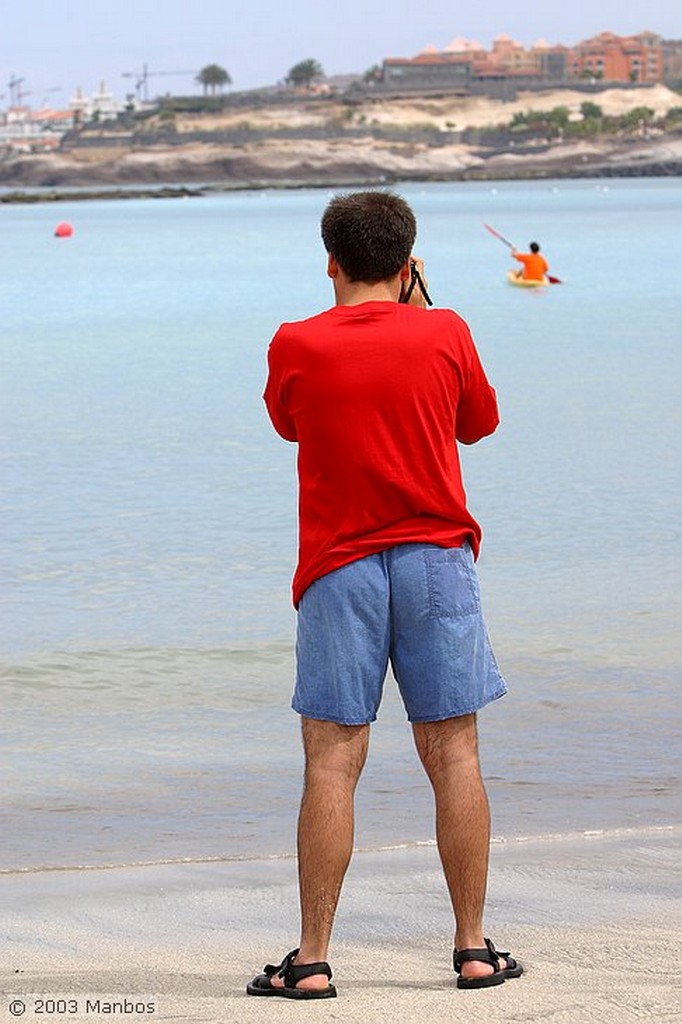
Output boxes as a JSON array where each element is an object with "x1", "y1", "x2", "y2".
[{"x1": 2, "y1": 826, "x2": 679, "y2": 1024}]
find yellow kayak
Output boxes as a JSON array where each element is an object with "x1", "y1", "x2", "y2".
[{"x1": 507, "y1": 269, "x2": 548, "y2": 288}]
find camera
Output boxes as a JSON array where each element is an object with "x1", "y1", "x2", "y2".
[{"x1": 399, "y1": 260, "x2": 433, "y2": 306}]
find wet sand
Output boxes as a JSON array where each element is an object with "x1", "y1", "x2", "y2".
[{"x1": 2, "y1": 826, "x2": 679, "y2": 1023}]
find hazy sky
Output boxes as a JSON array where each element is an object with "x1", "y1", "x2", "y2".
[{"x1": 3, "y1": 1, "x2": 681, "y2": 104}]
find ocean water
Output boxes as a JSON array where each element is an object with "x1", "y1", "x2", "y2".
[{"x1": 1, "y1": 179, "x2": 680, "y2": 872}]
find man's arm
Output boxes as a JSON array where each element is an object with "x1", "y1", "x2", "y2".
[
  {"x1": 263, "y1": 332, "x2": 298, "y2": 441},
  {"x1": 455, "y1": 328, "x2": 500, "y2": 445},
  {"x1": 456, "y1": 387, "x2": 499, "y2": 445}
]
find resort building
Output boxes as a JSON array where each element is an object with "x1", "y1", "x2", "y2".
[
  {"x1": 662, "y1": 38, "x2": 682, "y2": 83},
  {"x1": 382, "y1": 33, "x2": 563, "y2": 93},
  {"x1": 0, "y1": 106, "x2": 75, "y2": 153},
  {"x1": 568, "y1": 31, "x2": 663, "y2": 83},
  {"x1": 381, "y1": 30, "x2": 667, "y2": 93}
]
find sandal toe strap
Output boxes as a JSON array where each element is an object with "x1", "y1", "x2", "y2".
[
  {"x1": 263, "y1": 948, "x2": 300, "y2": 978},
  {"x1": 263, "y1": 949, "x2": 333, "y2": 988}
]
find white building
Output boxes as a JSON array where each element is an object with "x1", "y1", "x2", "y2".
[{"x1": 69, "y1": 81, "x2": 124, "y2": 121}]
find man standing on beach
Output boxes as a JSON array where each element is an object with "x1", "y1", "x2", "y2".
[{"x1": 247, "y1": 190, "x2": 522, "y2": 999}]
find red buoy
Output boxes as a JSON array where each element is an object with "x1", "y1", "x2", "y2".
[{"x1": 54, "y1": 222, "x2": 74, "y2": 238}]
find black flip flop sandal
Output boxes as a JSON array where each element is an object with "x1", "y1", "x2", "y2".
[
  {"x1": 247, "y1": 948, "x2": 337, "y2": 999},
  {"x1": 453, "y1": 937, "x2": 523, "y2": 989}
]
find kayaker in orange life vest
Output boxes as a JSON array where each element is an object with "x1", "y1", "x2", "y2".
[{"x1": 512, "y1": 241, "x2": 549, "y2": 282}]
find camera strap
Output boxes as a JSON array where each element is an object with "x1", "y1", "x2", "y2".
[{"x1": 400, "y1": 266, "x2": 434, "y2": 306}]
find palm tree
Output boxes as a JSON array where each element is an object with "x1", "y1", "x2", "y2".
[
  {"x1": 286, "y1": 59, "x2": 324, "y2": 89},
  {"x1": 363, "y1": 64, "x2": 383, "y2": 84},
  {"x1": 196, "y1": 64, "x2": 232, "y2": 95}
]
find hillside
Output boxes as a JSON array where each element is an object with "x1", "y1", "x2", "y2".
[{"x1": 1, "y1": 85, "x2": 681, "y2": 193}]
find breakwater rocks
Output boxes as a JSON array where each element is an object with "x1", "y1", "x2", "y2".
[{"x1": 0, "y1": 185, "x2": 205, "y2": 203}]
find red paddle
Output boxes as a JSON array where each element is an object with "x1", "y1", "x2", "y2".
[{"x1": 484, "y1": 223, "x2": 562, "y2": 284}]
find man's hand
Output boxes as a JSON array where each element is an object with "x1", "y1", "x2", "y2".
[{"x1": 408, "y1": 257, "x2": 429, "y2": 308}]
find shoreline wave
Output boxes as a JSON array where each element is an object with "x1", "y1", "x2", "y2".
[{"x1": 1, "y1": 823, "x2": 676, "y2": 877}]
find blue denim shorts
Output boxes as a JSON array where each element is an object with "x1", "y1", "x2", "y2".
[{"x1": 294, "y1": 543, "x2": 507, "y2": 724}]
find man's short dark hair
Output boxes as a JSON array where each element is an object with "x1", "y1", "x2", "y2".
[
  {"x1": 321, "y1": 190, "x2": 416, "y2": 283},
  {"x1": 530, "y1": 241, "x2": 540, "y2": 253}
]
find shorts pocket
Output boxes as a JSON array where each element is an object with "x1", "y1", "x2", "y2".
[{"x1": 424, "y1": 546, "x2": 480, "y2": 619}]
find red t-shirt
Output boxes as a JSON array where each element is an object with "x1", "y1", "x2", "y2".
[{"x1": 264, "y1": 301, "x2": 500, "y2": 607}]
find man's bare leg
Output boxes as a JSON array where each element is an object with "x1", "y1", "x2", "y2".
[
  {"x1": 271, "y1": 716, "x2": 369, "y2": 990},
  {"x1": 413, "y1": 713, "x2": 507, "y2": 982}
]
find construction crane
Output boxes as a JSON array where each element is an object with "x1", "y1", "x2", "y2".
[
  {"x1": 8, "y1": 75, "x2": 30, "y2": 106},
  {"x1": 121, "y1": 64, "x2": 197, "y2": 102},
  {"x1": 39, "y1": 87, "x2": 62, "y2": 107}
]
